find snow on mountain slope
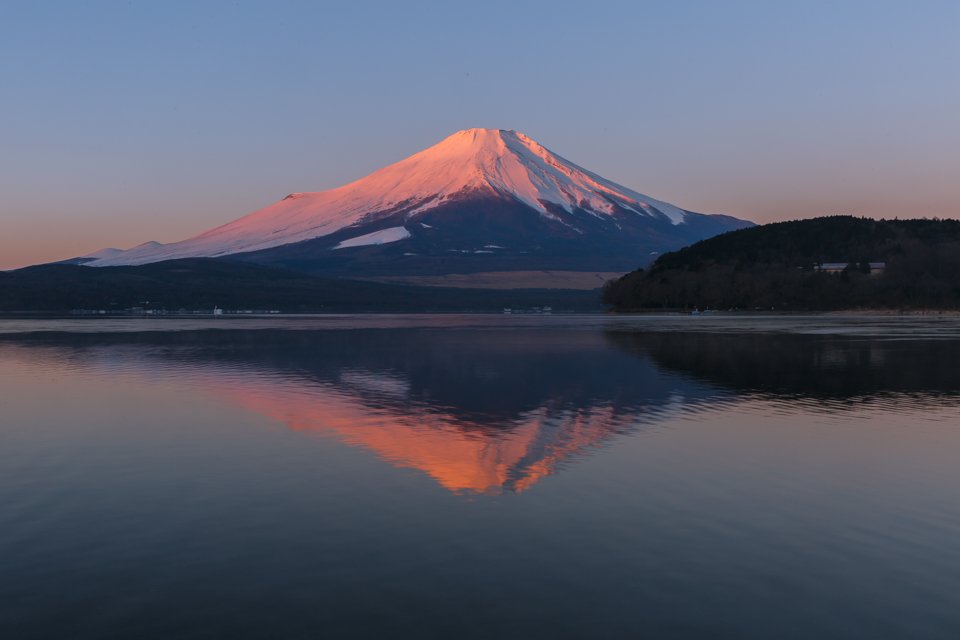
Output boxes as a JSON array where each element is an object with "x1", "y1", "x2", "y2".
[
  {"x1": 81, "y1": 247, "x2": 125, "y2": 261},
  {"x1": 56, "y1": 243, "x2": 163, "y2": 265},
  {"x1": 334, "y1": 226, "x2": 410, "y2": 249},
  {"x1": 92, "y1": 129, "x2": 692, "y2": 267}
]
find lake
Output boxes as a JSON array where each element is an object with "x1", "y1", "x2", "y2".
[{"x1": 2, "y1": 315, "x2": 959, "y2": 639}]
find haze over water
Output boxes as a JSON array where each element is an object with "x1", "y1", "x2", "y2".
[{"x1": 2, "y1": 315, "x2": 960, "y2": 638}]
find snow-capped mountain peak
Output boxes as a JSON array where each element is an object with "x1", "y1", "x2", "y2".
[
  {"x1": 91, "y1": 129, "x2": 694, "y2": 267},
  {"x1": 344, "y1": 128, "x2": 688, "y2": 223}
]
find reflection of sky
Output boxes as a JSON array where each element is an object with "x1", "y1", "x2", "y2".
[{"x1": 2, "y1": 3, "x2": 959, "y2": 269}]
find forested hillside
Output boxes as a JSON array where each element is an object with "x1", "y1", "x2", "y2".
[{"x1": 603, "y1": 217, "x2": 960, "y2": 311}]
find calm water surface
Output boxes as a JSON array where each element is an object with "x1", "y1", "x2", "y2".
[{"x1": 2, "y1": 315, "x2": 959, "y2": 639}]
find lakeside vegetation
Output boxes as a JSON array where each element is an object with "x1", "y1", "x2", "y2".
[
  {"x1": 603, "y1": 216, "x2": 960, "y2": 311},
  {"x1": 0, "y1": 259, "x2": 603, "y2": 313}
]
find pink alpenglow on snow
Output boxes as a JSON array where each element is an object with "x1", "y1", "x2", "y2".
[
  {"x1": 90, "y1": 129, "x2": 693, "y2": 267},
  {"x1": 80, "y1": 247, "x2": 125, "y2": 261}
]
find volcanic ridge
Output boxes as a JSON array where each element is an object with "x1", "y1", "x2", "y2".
[{"x1": 77, "y1": 129, "x2": 753, "y2": 285}]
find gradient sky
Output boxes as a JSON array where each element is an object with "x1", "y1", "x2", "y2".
[{"x1": 2, "y1": 1, "x2": 958, "y2": 270}]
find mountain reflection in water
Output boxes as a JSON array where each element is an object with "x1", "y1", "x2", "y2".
[{"x1": 6, "y1": 328, "x2": 960, "y2": 494}]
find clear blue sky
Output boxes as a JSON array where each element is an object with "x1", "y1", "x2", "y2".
[{"x1": 2, "y1": 0, "x2": 958, "y2": 269}]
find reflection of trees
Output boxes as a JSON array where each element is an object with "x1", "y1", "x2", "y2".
[{"x1": 606, "y1": 331, "x2": 960, "y2": 398}]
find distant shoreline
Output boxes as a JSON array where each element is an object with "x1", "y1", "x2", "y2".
[
  {"x1": 4, "y1": 309, "x2": 960, "y2": 320},
  {"x1": 608, "y1": 309, "x2": 960, "y2": 316}
]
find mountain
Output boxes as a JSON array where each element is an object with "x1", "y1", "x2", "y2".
[
  {"x1": 602, "y1": 216, "x2": 960, "y2": 311},
  {"x1": 57, "y1": 243, "x2": 161, "y2": 265},
  {"x1": 84, "y1": 129, "x2": 753, "y2": 284}
]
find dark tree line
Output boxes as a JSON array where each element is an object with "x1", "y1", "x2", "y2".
[
  {"x1": 603, "y1": 216, "x2": 960, "y2": 311},
  {"x1": 0, "y1": 258, "x2": 602, "y2": 313}
]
